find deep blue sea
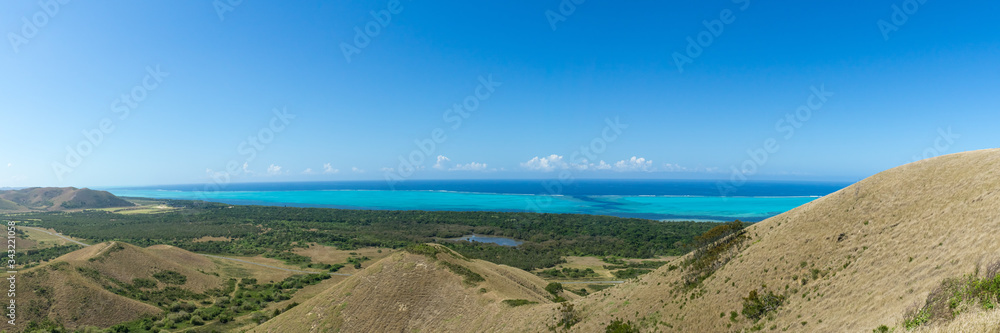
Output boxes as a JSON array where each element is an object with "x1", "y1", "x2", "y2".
[{"x1": 104, "y1": 180, "x2": 849, "y2": 222}]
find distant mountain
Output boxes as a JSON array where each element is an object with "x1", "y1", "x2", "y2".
[{"x1": 0, "y1": 187, "x2": 134, "y2": 211}]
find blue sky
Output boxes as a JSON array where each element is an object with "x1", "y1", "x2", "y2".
[{"x1": 1, "y1": 0, "x2": 997, "y2": 187}]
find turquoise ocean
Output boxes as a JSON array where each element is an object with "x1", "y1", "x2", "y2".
[{"x1": 105, "y1": 180, "x2": 850, "y2": 222}]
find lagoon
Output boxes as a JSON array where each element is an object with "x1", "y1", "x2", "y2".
[{"x1": 105, "y1": 180, "x2": 848, "y2": 222}]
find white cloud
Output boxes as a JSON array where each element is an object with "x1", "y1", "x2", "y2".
[
  {"x1": 613, "y1": 156, "x2": 654, "y2": 172},
  {"x1": 302, "y1": 168, "x2": 314, "y2": 174},
  {"x1": 433, "y1": 155, "x2": 451, "y2": 170},
  {"x1": 380, "y1": 167, "x2": 394, "y2": 172},
  {"x1": 242, "y1": 162, "x2": 253, "y2": 175},
  {"x1": 661, "y1": 163, "x2": 688, "y2": 172},
  {"x1": 571, "y1": 159, "x2": 613, "y2": 171},
  {"x1": 205, "y1": 168, "x2": 225, "y2": 179},
  {"x1": 267, "y1": 164, "x2": 283, "y2": 175},
  {"x1": 351, "y1": 167, "x2": 365, "y2": 173},
  {"x1": 323, "y1": 163, "x2": 339, "y2": 174},
  {"x1": 449, "y1": 162, "x2": 488, "y2": 171},
  {"x1": 6, "y1": 163, "x2": 10, "y2": 167},
  {"x1": 520, "y1": 154, "x2": 568, "y2": 172}
]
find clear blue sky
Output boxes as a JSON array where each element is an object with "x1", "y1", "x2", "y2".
[{"x1": 1, "y1": 0, "x2": 998, "y2": 187}]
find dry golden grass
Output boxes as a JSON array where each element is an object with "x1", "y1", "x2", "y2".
[
  {"x1": 253, "y1": 148, "x2": 1000, "y2": 333},
  {"x1": 6, "y1": 242, "x2": 228, "y2": 332},
  {"x1": 536, "y1": 256, "x2": 677, "y2": 282},
  {"x1": 566, "y1": 148, "x2": 1000, "y2": 332},
  {"x1": 13, "y1": 262, "x2": 162, "y2": 331},
  {"x1": 190, "y1": 235, "x2": 232, "y2": 242},
  {"x1": 65, "y1": 242, "x2": 222, "y2": 293},
  {"x1": 254, "y1": 246, "x2": 567, "y2": 332},
  {"x1": 292, "y1": 244, "x2": 394, "y2": 267}
]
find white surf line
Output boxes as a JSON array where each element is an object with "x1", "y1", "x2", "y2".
[{"x1": 21, "y1": 226, "x2": 350, "y2": 276}]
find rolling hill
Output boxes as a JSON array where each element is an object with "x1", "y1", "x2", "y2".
[
  {"x1": 257, "y1": 148, "x2": 1000, "y2": 332},
  {"x1": 562, "y1": 148, "x2": 1000, "y2": 332},
  {"x1": 12, "y1": 242, "x2": 222, "y2": 331},
  {"x1": 253, "y1": 244, "x2": 574, "y2": 332},
  {"x1": 0, "y1": 187, "x2": 134, "y2": 211}
]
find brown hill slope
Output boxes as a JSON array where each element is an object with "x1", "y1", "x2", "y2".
[
  {"x1": 252, "y1": 149, "x2": 1000, "y2": 332},
  {"x1": 9, "y1": 242, "x2": 223, "y2": 331},
  {"x1": 569, "y1": 148, "x2": 1000, "y2": 332},
  {"x1": 0, "y1": 187, "x2": 134, "y2": 211},
  {"x1": 253, "y1": 245, "x2": 571, "y2": 332}
]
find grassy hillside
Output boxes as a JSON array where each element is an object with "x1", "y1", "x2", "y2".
[
  {"x1": 5, "y1": 241, "x2": 336, "y2": 332},
  {"x1": 0, "y1": 197, "x2": 24, "y2": 210},
  {"x1": 0, "y1": 187, "x2": 134, "y2": 211},
  {"x1": 255, "y1": 244, "x2": 571, "y2": 332},
  {"x1": 11, "y1": 242, "x2": 208, "y2": 331},
  {"x1": 253, "y1": 149, "x2": 1000, "y2": 332},
  {"x1": 565, "y1": 148, "x2": 1000, "y2": 332}
]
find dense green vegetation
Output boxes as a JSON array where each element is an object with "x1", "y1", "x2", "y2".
[
  {"x1": 537, "y1": 267, "x2": 598, "y2": 279},
  {"x1": 903, "y1": 262, "x2": 1000, "y2": 329},
  {"x1": 602, "y1": 260, "x2": 669, "y2": 270},
  {"x1": 153, "y1": 270, "x2": 188, "y2": 285},
  {"x1": 7, "y1": 199, "x2": 721, "y2": 270},
  {"x1": 17, "y1": 244, "x2": 82, "y2": 269},
  {"x1": 440, "y1": 260, "x2": 485, "y2": 286},
  {"x1": 502, "y1": 299, "x2": 538, "y2": 307},
  {"x1": 24, "y1": 271, "x2": 330, "y2": 332},
  {"x1": 680, "y1": 221, "x2": 747, "y2": 288}
]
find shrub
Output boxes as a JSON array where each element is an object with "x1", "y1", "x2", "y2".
[
  {"x1": 132, "y1": 278, "x2": 157, "y2": 289},
  {"x1": 872, "y1": 325, "x2": 892, "y2": 333},
  {"x1": 903, "y1": 264, "x2": 1000, "y2": 329},
  {"x1": 682, "y1": 221, "x2": 747, "y2": 288},
  {"x1": 153, "y1": 270, "x2": 187, "y2": 285},
  {"x1": 555, "y1": 302, "x2": 581, "y2": 329},
  {"x1": 546, "y1": 282, "x2": 564, "y2": 296},
  {"x1": 439, "y1": 261, "x2": 484, "y2": 285},
  {"x1": 589, "y1": 284, "x2": 614, "y2": 292},
  {"x1": 741, "y1": 289, "x2": 785, "y2": 322},
  {"x1": 605, "y1": 318, "x2": 640, "y2": 333},
  {"x1": 502, "y1": 299, "x2": 538, "y2": 307},
  {"x1": 406, "y1": 243, "x2": 444, "y2": 257}
]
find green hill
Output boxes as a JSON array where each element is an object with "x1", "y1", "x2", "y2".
[{"x1": 0, "y1": 187, "x2": 134, "y2": 211}]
